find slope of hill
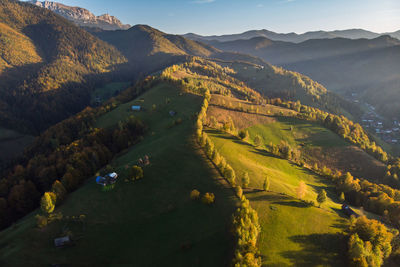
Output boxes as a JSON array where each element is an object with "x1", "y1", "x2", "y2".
[
  {"x1": 184, "y1": 28, "x2": 398, "y2": 43},
  {"x1": 89, "y1": 24, "x2": 268, "y2": 77},
  {"x1": 0, "y1": 66, "x2": 238, "y2": 266},
  {"x1": 28, "y1": 0, "x2": 131, "y2": 30},
  {"x1": 212, "y1": 60, "x2": 361, "y2": 120},
  {"x1": 0, "y1": 0, "x2": 126, "y2": 134},
  {"x1": 0, "y1": 22, "x2": 43, "y2": 72},
  {"x1": 207, "y1": 35, "x2": 400, "y2": 65},
  {"x1": 0, "y1": 57, "x2": 397, "y2": 266},
  {"x1": 205, "y1": 35, "x2": 400, "y2": 122}
]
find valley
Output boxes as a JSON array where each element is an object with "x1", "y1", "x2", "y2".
[{"x1": 0, "y1": 1, "x2": 399, "y2": 266}]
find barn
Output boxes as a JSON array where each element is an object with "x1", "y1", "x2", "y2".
[{"x1": 131, "y1": 105, "x2": 141, "y2": 111}]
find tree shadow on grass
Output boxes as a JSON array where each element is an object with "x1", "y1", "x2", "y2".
[
  {"x1": 246, "y1": 192, "x2": 290, "y2": 203},
  {"x1": 250, "y1": 147, "x2": 283, "y2": 160},
  {"x1": 272, "y1": 200, "x2": 310, "y2": 208},
  {"x1": 331, "y1": 207, "x2": 350, "y2": 220},
  {"x1": 280, "y1": 233, "x2": 347, "y2": 267}
]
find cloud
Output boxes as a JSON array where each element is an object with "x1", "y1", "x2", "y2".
[
  {"x1": 257, "y1": 4, "x2": 264, "y2": 8},
  {"x1": 280, "y1": 0, "x2": 295, "y2": 3},
  {"x1": 192, "y1": 0, "x2": 216, "y2": 4}
]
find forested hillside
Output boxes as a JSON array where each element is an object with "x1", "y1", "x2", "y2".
[{"x1": 0, "y1": 0, "x2": 126, "y2": 133}]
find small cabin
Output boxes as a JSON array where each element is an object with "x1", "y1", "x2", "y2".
[
  {"x1": 131, "y1": 105, "x2": 141, "y2": 111},
  {"x1": 96, "y1": 172, "x2": 118, "y2": 186},
  {"x1": 54, "y1": 236, "x2": 71, "y2": 248},
  {"x1": 342, "y1": 204, "x2": 358, "y2": 217}
]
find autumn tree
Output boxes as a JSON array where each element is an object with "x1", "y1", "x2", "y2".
[
  {"x1": 41, "y1": 192, "x2": 56, "y2": 215},
  {"x1": 296, "y1": 181, "x2": 307, "y2": 199},
  {"x1": 202, "y1": 193, "x2": 215, "y2": 205},
  {"x1": 317, "y1": 189, "x2": 327, "y2": 207},
  {"x1": 238, "y1": 130, "x2": 249, "y2": 140},
  {"x1": 236, "y1": 186, "x2": 243, "y2": 199},
  {"x1": 242, "y1": 172, "x2": 250, "y2": 188},
  {"x1": 253, "y1": 135, "x2": 262, "y2": 147},
  {"x1": 130, "y1": 165, "x2": 144, "y2": 181},
  {"x1": 51, "y1": 180, "x2": 66, "y2": 204},
  {"x1": 190, "y1": 189, "x2": 200, "y2": 200},
  {"x1": 339, "y1": 192, "x2": 345, "y2": 203}
]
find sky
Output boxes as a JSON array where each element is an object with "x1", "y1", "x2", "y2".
[{"x1": 25, "y1": 0, "x2": 400, "y2": 35}]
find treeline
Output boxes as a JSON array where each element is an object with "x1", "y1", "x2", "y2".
[
  {"x1": 161, "y1": 57, "x2": 263, "y2": 103},
  {"x1": 348, "y1": 216, "x2": 395, "y2": 267},
  {"x1": 195, "y1": 93, "x2": 261, "y2": 267},
  {"x1": 279, "y1": 99, "x2": 388, "y2": 163},
  {"x1": 211, "y1": 96, "x2": 388, "y2": 164},
  {"x1": 311, "y1": 164, "x2": 400, "y2": 228},
  {"x1": 0, "y1": 116, "x2": 145, "y2": 229},
  {"x1": 0, "y1": 76, "x2": 158, "y2": 230}
]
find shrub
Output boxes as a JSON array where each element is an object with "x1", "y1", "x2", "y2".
[
  {"x1": 202, "y1": 193, "x2": 215, "y2": 205},
  {"x1": 35, "y1": 214, "x2": 48, "y2": 228},
  {"x1": 190, "y1": 189, "x2": 200, "y2": 200},
  {"x1": 130, "y1": 165, "x2": 144, "y2": 181}
]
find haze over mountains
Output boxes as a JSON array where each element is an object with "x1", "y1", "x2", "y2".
[
  {"x1": 185, "y1": 28, "x2": 400, "y2": 43},
  {"x1": 198, "y1": 34, "x2": 400, "y2": 120},
  {"x1": 28, "y1": 0, "x2": 131, "y2": 30}
]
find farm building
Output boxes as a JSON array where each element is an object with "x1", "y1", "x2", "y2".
[
  {"x1": 341, "y1": 204, "x2": 358, "y2": 217},
  {"x1": 131, "y1": 105, "x2": 141, "y2": 111},
  {"x1": 96, "y1": 172, "x2": 118, "y2": 186},
  {"x1": 54, "y1": 236, "x2": 71, "y2": 248}
]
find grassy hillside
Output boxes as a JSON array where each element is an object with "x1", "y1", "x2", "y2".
[
  {"x1": 214, "y1": 60, "x2": 361, "y2": 120},
  {"x1": 0, "y1": 81, "x2": 237, "y2": 266},
  {"x1": 208, "y1": 93, "x2": 385, "y2": 181},
  {"x1": 206, "y1": 127, "x2": 348, "y2": 266}
]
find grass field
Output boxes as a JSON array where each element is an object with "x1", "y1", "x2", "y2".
[
  {"x1": 91, "y1": 82, "x2": 130, "y2": 105},
  {"x1": 208, "y1": 99, "x2": 386, "y2": 181},
  {"x1": 0, "y1": 83, "x2": 238, "y2": 266},
  {"x1": 207, "y1": 129, "x2": 349, "y2": 266}
]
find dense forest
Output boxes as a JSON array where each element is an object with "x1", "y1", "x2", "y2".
[{"x1": 0, "y1": 0, "x2": 126, "y2": 133}]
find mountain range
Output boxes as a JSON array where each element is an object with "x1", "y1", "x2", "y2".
[
  {"x1": 199, "y1": 34, "x2": 400, "y2": 120},
  {"x1": 184, "y1": 28, "x2": 400, "y2": 43},
  {"x1": 27, "y1": 0, "x2": 131, "y2": 30}
]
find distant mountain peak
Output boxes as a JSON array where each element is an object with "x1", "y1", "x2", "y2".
[
  {"x1": 27, "y1": 0, "x2": 131, "y2": 30},
  {"x1": 184, "y1": 28, "x2": 400, "y2": 43}
]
